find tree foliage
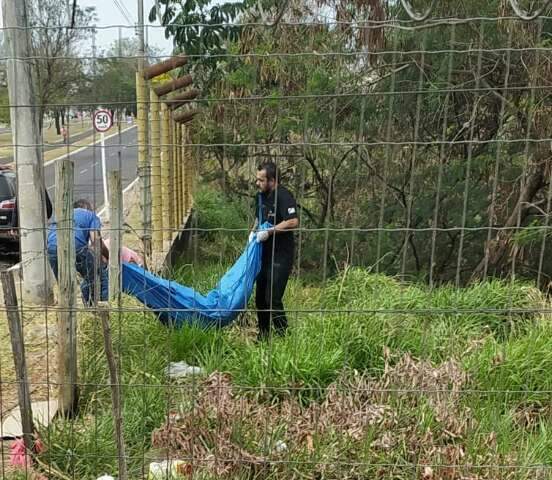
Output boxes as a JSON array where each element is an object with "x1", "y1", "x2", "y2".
[
  {"x1": 77, "y1": 39, "x2": 162, "y2": 116},
  {"x1": 156, "y1": 0, "x2": 552, "y2": 286},
  {"x1": 149, "y1": 0, "x2": 254, "y2": 58},
  {"x1": 28, "y1": 0, "x2": 97, "y2": 130}
]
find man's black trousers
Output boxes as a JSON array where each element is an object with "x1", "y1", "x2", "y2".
[{"x1": 255, "y1": 254, "x2": 293, "y2": 337}]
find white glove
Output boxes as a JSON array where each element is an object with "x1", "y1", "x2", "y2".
[
  {"x1": 256, "y1": 230, "x2": 270, "y2": 243},
  {"x1": 248, "y1": 231, "x2": 255, "y2": 243}
]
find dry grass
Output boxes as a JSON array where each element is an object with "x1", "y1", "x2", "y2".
[
  {"x1": 0, "y1": 300, "x2": 58, "y2": 416},
  {"x1": 150, "y1": 353, "x2": 515, "y2": 480}
]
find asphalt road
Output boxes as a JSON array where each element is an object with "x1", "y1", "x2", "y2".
[
  {"x1": 45, "y1": 125, "x2": 138, "y2": 206},
  {"x1": 0, "y1": 125, "x2": 138, "y2": 266}
]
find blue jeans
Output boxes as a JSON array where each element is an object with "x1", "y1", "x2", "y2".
[{"x1": 48, "y1": 246, "x2": 108, "y2": 305}]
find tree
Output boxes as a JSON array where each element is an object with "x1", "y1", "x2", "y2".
[
  {"x1": 0, "y1": 32, "x2": 9, "y2": 125},
  {"x1": 78, "y1": 39, "x2": 162, "y2": 119},
  {"x1": 27, "y1": 0, "x2": 97, "y2": 132},
  {"x1": 149, "y1": 0, "x2": 253, "y2": 58},
  {"x1": 155, "y1": 0, "x2": 552, "y2": 286}
]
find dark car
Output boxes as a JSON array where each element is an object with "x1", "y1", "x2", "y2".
[
  {"x1": 0, "y1": 166, "x2": 53, "y2": 244},
  {"x1": 0, "y1": 168, "x2": 18, "y2": 242}
]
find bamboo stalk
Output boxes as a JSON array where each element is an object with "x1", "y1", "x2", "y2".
[
  {"x1": 136, "y1": 72, "x2": 151, "y2": 257},
  {"x1": 173, "y1": 109, "x2": 199, "y2": 124},
  {"x1": 175, "y1": 123, "x2": 183, "y2": 225},
  {"x1": 166, "y1": 88, "x2": 200, "y2": 109},
  {"x1": 182, "y1": 125, "x2": 188, "y2": 214},
  {"x1": 168, "y1": 111, "x2": 175, "y2": 231},
  {"x1": 160, "y1": 103, "x2": 171, "y2": 246},
  {"x1": 186, "y1": 127, "x2": 194, "y2": 211},
  {"x1": 154, "y1": 75, "x2": 193, "y2": 97},
  {"x1": 143, "y1": 55, "x2": 187, "y2": 80},
  {"x1": 150, "y1": 90, "x2": 163, "y2": 252}
]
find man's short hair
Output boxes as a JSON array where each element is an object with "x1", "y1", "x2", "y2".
[
  {"x1": 74, "y1": 198, "x2": 93, "y2": 211},
  {"x1": 258, "y1": 162, "x2": 279, "y2": 182}
]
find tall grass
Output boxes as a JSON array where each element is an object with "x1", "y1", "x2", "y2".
[
  {"x1": 40, "y1": 309, "x2": 172, "y2": 478},
  {"x1": 34, "y1": 187, "x2": 552, "y2": 479}
]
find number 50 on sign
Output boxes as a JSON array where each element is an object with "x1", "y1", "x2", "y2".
[{"x1": 93, "y1": 109, "x2": 113, "y2": 133}]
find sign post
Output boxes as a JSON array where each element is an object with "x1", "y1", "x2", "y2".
[{"x1": 93, "y1": 109, "x2": 113, "y2": 211}]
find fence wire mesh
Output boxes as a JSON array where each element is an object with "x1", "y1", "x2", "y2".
[{"x1": 1, "y1": 1, "x2": 552, "y2": 479}]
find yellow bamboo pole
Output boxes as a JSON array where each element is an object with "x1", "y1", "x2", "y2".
[
  {"x1": 182, "y1": 125, "x2": 187, "y2": 215},
  {"x1": 181, "y1": 125, "x2": 187, "y2": 215},
  {"x1": 180, "y1": 125, "x2": 186, "y2": 217},
  {"x1": 187, "y1": 127, "x2": 194, "y2": 210},
  {"x1": 136, "y1": 73, "x2": 151, "y2": 257},
  {"x1": 183, "y1": 126, "x2": 190, "y2": 213},
  {"x1": 160, "y1": 103, "x2": 171, "y2": 246},
  {"x1": 182, "y1": 126, "x2": 186, "y2": 220},
  {"x1": 175, "y1": 123, "x2": 183, "y2": 225},
  {"x1": 171, "y1": 116, "x2": 179, "y2": 228},
  {"x1": 150, "y1": 90, "x2": 163, "y2": 252},
  {"x1": 168, "y1": 112, "x2": 176, "y2": 231}
]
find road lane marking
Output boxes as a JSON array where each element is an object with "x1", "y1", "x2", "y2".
[{"x1": 43, "y1": 125, "x2": 136, "y2": 168}]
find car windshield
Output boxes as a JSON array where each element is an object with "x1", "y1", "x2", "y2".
[{"x1": 0, "y1": 173, "x2": 15, "y2": 202}]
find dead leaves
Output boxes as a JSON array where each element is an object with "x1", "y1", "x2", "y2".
[{"x1": 150, "y1": 354, "x2": 509, "y2": 479}]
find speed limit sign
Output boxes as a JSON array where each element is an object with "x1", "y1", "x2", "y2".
[{"x1": 93, "y1": 109, "x2": 113, "y2": 133}]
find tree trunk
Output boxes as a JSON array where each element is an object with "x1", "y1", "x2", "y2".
[
  {"x1": 472, "y1": 163, "x2": 546, "y2": 280},
  {"x1": 38, "y1": 105, "x2": 44, "y2": 133},
  {"x1": 54, "y1": 109, "x2": 61, "y2": 135}
]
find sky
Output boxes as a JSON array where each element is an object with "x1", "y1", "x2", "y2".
[
  {"x1": 78, "y1": 0, "x2": 173, "y2": 54},
  {"x1": 0, "y1": 0, "x2": 174, "y2": 55}
]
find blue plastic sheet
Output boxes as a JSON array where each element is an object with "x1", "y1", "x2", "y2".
[{"x1": 122, "y1": 235, "x2": 263, "y2": 328}]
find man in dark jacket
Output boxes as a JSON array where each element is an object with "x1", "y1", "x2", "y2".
[{"x1": 252, "y1": 162, "x2": 299, "y2": 340}]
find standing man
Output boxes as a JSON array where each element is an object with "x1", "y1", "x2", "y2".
[
  {"x1": 253, "y1": 162, "x2": 299, "y2": 340},
  {"x1": 47, "y1": 198, "x2": 109, "y2": 305}
]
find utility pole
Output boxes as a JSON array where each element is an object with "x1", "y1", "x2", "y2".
[{"x1": 2, "y1": 0, "x2": 53, "y2": 304}]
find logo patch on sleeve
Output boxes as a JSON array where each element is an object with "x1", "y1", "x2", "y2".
[{"x1": 288, "y1": 207, "x2": 296, "y2": 214}]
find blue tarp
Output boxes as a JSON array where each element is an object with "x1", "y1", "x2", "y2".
[{"x1": 122, "y1": 234, "x2": 263, "y2": 328}]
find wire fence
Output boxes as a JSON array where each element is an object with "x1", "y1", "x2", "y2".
[{"x1": 1, "y1": 1, "x2": 552, "y2": 479}]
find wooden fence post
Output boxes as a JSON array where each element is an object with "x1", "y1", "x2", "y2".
[
  {"x1": 56, "y1": 158, "x2": 77, "y2": 415},
  {"x1": 108, "y1": 170, "x2": 122, "y2": 303},
  {"x1": 102, "y1": 172, "x2": 126, "y2": 479},
  {"x1": 98, "y1": 305, "x2": 128, "y2": 480},
  {"x1": 1, "y1": 270, "x2": 34, "y2": 451}
]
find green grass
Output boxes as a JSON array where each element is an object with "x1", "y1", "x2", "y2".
[
  {"x1": 34, "y1": 189, "x2": 552, "y2": 479},
  {"x1": 39, "y1": 310, "x2": 171, "y2": 478}
]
